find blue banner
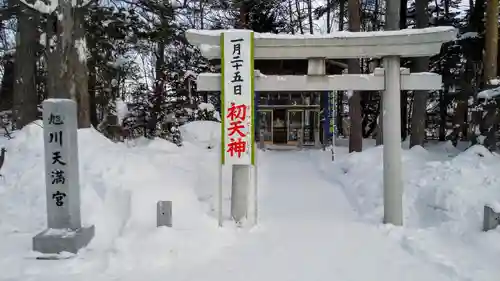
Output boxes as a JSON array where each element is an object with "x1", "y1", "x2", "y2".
[
  {"x1": 363, "y1": 0, "x2": 376, "y2": 10},
  {"x1": 322, "y1": 92, "x2": 329, "y2": 143},
  {"x1": 328, "y1": 92, "x2": 335, "y2": 138}
]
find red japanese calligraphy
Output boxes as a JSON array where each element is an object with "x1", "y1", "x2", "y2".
[
  {"x1": 228, "y1": 120, "x2": 246, "y2": 137},
  {"x1": 227, "y1": 102, "x2": 248, "y2": 138},
  {"x1": 227, "y1": 138, "x2": 247, "y2": 158},
  {"x1": 226, "y1": 102, "x2": 249, "y2": 158},
  {"x1": 226, "y1": 102, "x2": 247, "y2": 121}
]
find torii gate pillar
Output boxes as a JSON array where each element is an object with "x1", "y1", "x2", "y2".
[{"x1": 382, "y1": 56, "x2": 403, "y2": 225}]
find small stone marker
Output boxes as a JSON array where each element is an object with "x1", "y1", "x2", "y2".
[
  {"x1": 157, "y1": 201, "x2": 172, "y2": 227},
  {"x1": 483, "y1": 205, "x2": 500, "y2": 231},
  {"x1": 259, "y1": 129, "x2": 265, "y2": 150},
  {"x1": 33, "y1": 99, "x2": 95, "y2": 255},
  {"x1": 297, "y1": 129, "x2": 303, "y2": 149}
]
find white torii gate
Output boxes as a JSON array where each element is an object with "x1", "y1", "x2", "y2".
[{"x1": 186, "y1": 26, "x2": 457, "y2": 226}]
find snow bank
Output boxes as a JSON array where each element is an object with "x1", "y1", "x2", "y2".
[
  {"x1": 0, "y1": 121, "x2": 205, "y2": 239},
  {"x1": 316, "y1": 142, "x2": 500, "y2": 280},
  {"x1": 198, "y1": 102, "x2": 214, "y2": 112},
  {"x1": 333, "y1": 142, "x2": 500, "y2": 230},
  {"x1": 0, "y1": 121, "x2": 234, "y2": 280},
  {"x1": 180, "y1": 121, "x2": 220, "y2": 149},
  {"x1": 5, "y1": 119, "x2": 500, "y2": 281}
]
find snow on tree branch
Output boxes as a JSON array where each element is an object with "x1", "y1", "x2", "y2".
[
  {"x1": 19, "y1": 0, "x2": 58, "y2": 14},
  {"x1": 478, "y1": 85, "x2": 500, "y2": 99}
]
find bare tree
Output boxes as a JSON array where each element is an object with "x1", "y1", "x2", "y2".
[
  {"x1": 295, "y1": 0, "x2": 304, "y2": 34},
  {"x1": 46, "y1": 0, "x2": 90, "y2": 128},
  {"x1": 483, "y1": 0, "x2": 498, "y2": 85},
  {"x1": 347, "y1": 0, "x2": 362, "y2": 152},
  {"x1": 409, "y1": 0, "x2": 430, "y2": 147},
  {"x1": 307, "y1": 0, "x2": 313, "y2": 33},
  {"x1": 199, "y1": 0, "x2": 205, "y2": 29},
  {"x1": 13, "y1": 0, "x2": 39, "y2": 129},
  {"x1": 325, "y1": 0, "x2": 331, "y2": 33},
  {"x1": 288, "y1": 0, "x2": 295, "y2": 34}
]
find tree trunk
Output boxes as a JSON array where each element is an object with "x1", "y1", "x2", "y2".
[
  {"x1": 295, "y1": 0, "x2": 304, "y2": 34},
  {"x1": 326, "y1": 0, "x2": 331, "y2": 33},
  {"x1": 199, "y1": 0, "x2": 204, "y2": 29},
  {"x1": 338, "y1": 0, "x2": 345, "y2": 31},
  {"x1": 483, "y1": 0, "x2": 498, "y2": 84},
  {"x1": 46, "y1": 0, "x2": 90, "y2": 128},
  {"x1": 377, "y1": 0, "x2": 401, "y2": 145},
  {"x1": 288, "y1": 0, "x2": 295, "y2": 34},
  {"x1": 409, "y1": 0, "x2": 430, "y2": 148},
  {"x1": 73, "y1": 6, "x2": 90, "y2": 128},
  {"x1": 469, "y1": 0, "x2": 485, "y2": 35},
  {"x1": 46, "y1": 14, "x2": 59, "y2": 99},
  {"x1": 307, "y1": 0, "x2": 313, "y2": 34},
  {"x1": 481, "y1": 0, "x2": 499, "y2": 151},
  {"x1": 399, "y1": 0, "x2": 406, "y2": 29},
  {"x1": 438, "y1": 86, "x2": 447, "y2": 141},
  {"x1": 238, "y1": 0, "x2": 249, "y2": 29},
  {"x1": 149, "y1": 41, "x2": 166, "y2": 137},
  {"x1": 13, "y1": 1, "x2": 39, "y2": 129},
  {"x1": 0, "y1": 54, "x2": 15, "y2": 112},
  {"x1": 87, "y1": 37, "x2": 98, "y2": 128},
  {"x1": 58, "y1": 0, "x2": 75, "y2": 100},
  {"x1": 444, "y1": 0, "x2": 450, "y2": 15},
  {"x1": 348, "y1": 0, "x2": 362, "y2": 152},
  {"x1": 451, "y1": 60, "x2": 474, "y2": 146}
]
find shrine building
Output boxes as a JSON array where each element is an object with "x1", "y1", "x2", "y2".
[{"x1": 200, "y1": 58, "x2": 345, "y2": 148}]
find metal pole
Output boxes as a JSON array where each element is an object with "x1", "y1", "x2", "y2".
[
  {"x1": 331, "y1": 91, "x2": 335, "y2": 161},
  {"x1": 248, "y1": 156, "x2": 258, "y2": 227},
  {"x1": 254, "y1": 163, "x2": 258, "y2": 224},
  {"x1": 382, "y1": 56, "x2": 403, "y2": 226},
  {"x1": 218, "y1": 150, "x2": 223, "y2": 227}
]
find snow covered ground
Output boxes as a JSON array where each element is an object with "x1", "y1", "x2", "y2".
[{"x1": 1, "y1": 120, "x2": 500, "y2": 281}]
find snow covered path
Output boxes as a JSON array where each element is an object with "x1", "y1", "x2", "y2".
[
  {"x1": 257, "y1": 151, "x2": 355, "y2": 220},
  {"x1": 161, "y1": 151, "x2": 454, "y2": 281}
]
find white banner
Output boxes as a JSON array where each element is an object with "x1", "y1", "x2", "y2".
[{"x1": 221, "y1": 30, "x2": 255, "y2": 166}]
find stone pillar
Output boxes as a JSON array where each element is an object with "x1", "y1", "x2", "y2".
[
  {"x1": 483, "y1": 205, "x2": 500, "y2": 231},
  {"x1": 157, "y1": 201, "x2": 172, "y2": 227},
  {"x1": 382, "y1": 57, "x2": 403, "y2": 226},
  {"x1": 231, "y1": 164, "x2": 250, "y2": 224},
  {"x1": 33, "y1": 99, "x2": 95, "y2": 254}
]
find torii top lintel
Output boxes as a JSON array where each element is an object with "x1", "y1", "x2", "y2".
[{"x1": 186, "y1": 27, "x2": 457, "y2": 60}]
